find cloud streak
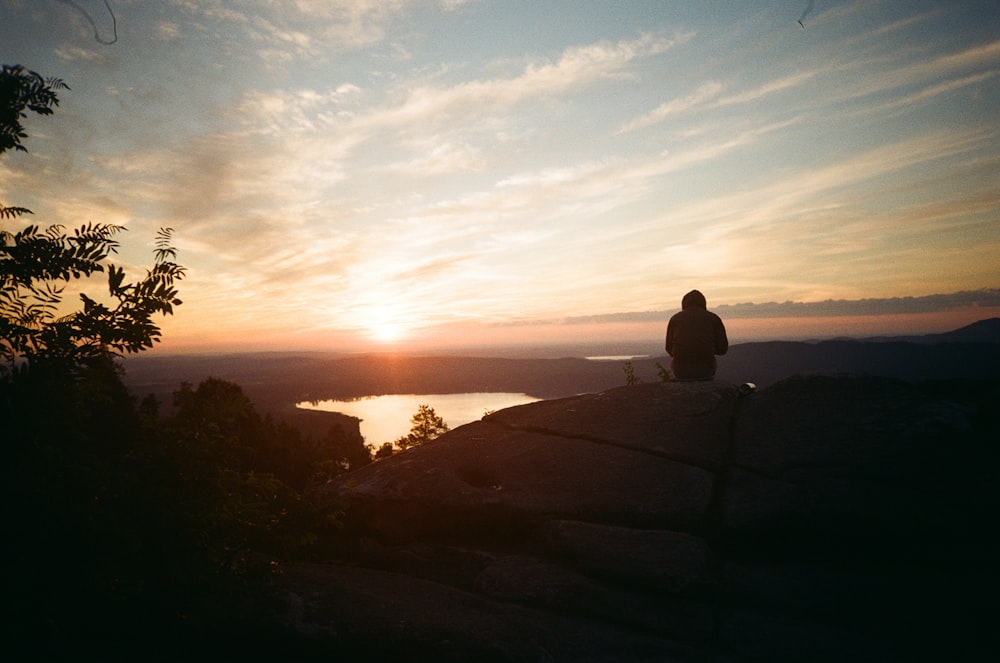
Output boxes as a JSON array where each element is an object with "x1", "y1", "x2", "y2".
[{"x1": 556, "y1": 289, "x2": 1000, "y2": 324}]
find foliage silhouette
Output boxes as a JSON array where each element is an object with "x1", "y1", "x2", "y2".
[
  {"x1": 4, "y1": 367, "x2": 358, "y2": 651},
  {"x1": 395, "y1": 403, "x2": 450, "y2": 450},
  {"x1": 623, "y1": 359, "x2": 672, "y2": 385},
  {"x1": 159, "y1": 378, "x2": 350, "y2": 565},
  {"x1": 0, "y1": 65, "x2": 351, "y2": 653},
  {"x1": 1, "y1": 65, "x2": 185, "y2": 374},
  {"x1": 372, "y1": 441, "x2": 395, "y2": 459},
  {"x1": 623, "y1": 360, "x2": 641, "y2": 385},
  {"x1": 1, "y1": 225, "x2": 185, "y2": 370},
  {"x1": 0, "y1": 64, "x2": 68, "y2": 158}
]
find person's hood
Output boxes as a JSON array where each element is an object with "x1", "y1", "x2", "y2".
[{"x1": 681, "y1": 289, "x2": 707, "y2": 310}]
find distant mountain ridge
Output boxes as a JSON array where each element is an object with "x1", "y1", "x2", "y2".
[
  {"x1": 123, "y1": 319, "x2": 1000, "y2": 412},
  {"x1": 865, "y1": 317, "x2": 1000, "y2": 343},
  {"x1": 630, "y1": 318, "x2": 1000, "y2": 388}
]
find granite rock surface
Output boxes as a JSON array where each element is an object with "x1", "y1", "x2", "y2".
[{"x1": 274, "y1": 375, "x2": 998, "y2": 661}]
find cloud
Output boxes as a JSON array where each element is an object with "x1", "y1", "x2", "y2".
[
  {"x1": 384, "y1": 140, "x2": 485, "y2": 176},
  {"x1": 249, "y1": 15, "x2": 313, "y2": 51},
  {"x1": 142, "y1": 31, "x2": 680, "y2": 216},
  {"x1": 677, "y1": 125, "x2": 995, "y2": 240},
  {"x1": 133, "y1": 30, "x2": 686, "y2": 230},
  {"x1": 172, "y1": 0, "x2": 250, "y2": 26},
  {"x1": 618, "y1": 81, "x2": 723, "y2": 133},
  {"x1": 231, "y1": 85, "x2": 362, "y2": 134},
  {"x1": 171, "y1": 0, "x2": 406, "y2": 54},
  {"x1": 54, "y1": 45, "x2": 111, "y2": 64},
  {"x1": 615, "y1": 32, "x2": 1000, "y2": 141},
  {"x1": 715, "y1": 70, "x2": 817, "y2": 106},
  {"x1": 355, "y1": 32, "x2": 686, "y2": 131},
  {"x1": 823, "y1": 38, "x2": 1000, "y2": 112},
  {"x1": 288, "y1": 0, "x2": 405, "y2": 21},
  {"x1": 920, "y1": 38, "x2": 1000, "y2": 77},
  {"x1": 553, "y1": 290, "x2": 1000, "y2": 324},
  {"x1": 618, "y1": 69, "x2": 817, "y2": 135},
  {"x1": 717, "y1": 290, "x2": 1000, "y2": 319},
  {"x1": 865, "y1": 69, "x2": 1000, "y2": 116},
  {"x1": 154, "y1": 21, "x2": 182, "y2": 41}
]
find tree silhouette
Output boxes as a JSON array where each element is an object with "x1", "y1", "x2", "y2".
[
  {"x1": 395, "y1": 403, "x2": 450, "y2": 450},
  {"x1": 372, "y1": 441, "x2": 395, "y2": 458},
  {"x1": 0, "y1": 65, "x2": 184, "y2": 374},
  {"x1": 0, "y1": 64, "x2": 358, "y2": 653},
  {"x1": 0, "y1": 64, "x2": 67, "y2": 159}
]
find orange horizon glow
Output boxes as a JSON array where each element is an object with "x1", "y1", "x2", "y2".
[{"x1": 146, "y1": 305, "x2": 1000, "y2": 356}]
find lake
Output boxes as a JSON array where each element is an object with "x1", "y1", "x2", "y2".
[{"x1": 297, "y1": 392, "x2": 541, "y2": 446}]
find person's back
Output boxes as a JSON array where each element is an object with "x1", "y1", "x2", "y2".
[{"x1": 665, "y1": 290, "x2": 728, "y2": 380}]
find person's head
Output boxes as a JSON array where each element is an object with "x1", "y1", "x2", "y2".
[{"x1": 681, "y1": 289, "x2": 707, "y2": 310}]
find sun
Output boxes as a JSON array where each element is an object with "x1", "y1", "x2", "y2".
[
  {"x1": 372, "y1": 321, "x2": 405, "y2": 343},
  {"x1": 363, "y1": 306, "x2": 409, "y2": 344}
]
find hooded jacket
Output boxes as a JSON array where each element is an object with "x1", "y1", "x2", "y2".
[{"x1": 665, "y1": 290, "x2": 728, "y2": 379}]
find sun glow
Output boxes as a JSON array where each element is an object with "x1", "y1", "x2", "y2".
[
  {"x1": 364, "y1": 306, "x2": 409, "y2": 344},
  {"x1": 372, "y1": 321, "x2": 406, "y2": 343}
]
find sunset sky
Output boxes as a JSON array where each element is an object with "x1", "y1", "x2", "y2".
[{"x1": 3, "y1": 0, "x2": 999, "y2": 354}]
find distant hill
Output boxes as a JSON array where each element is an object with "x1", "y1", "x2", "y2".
[
  {"x1": 867, "y1": 317, "x2": 1000, "y2": 344},
  {"x1": 122, "y1": 354, "x2": 632, "y2": 414},
  {"x1": 675, "y1": 317, "x2": 1000, "y2": 388},
  {"x1": 122, "y1": 319, "x2": 1000, "y2": 412},
  {"x1": 706, "y1": 338, "x2": 1000, "y2": 388}
]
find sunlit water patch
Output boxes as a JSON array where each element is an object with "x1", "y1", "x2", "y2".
[{"x1": 297, "y1": 392, "x2": 540, "y2": 446}]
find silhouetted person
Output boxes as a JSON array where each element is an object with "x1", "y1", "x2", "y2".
[{"x1": 665, "y1": 290, "x2": 728, "y2": 380}]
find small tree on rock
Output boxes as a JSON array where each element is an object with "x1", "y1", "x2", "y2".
[
  {"x1": 370, "y1": 441, "x2": 395, "y2": 459},
  {"x1": 395, "y1": 404, "x2": 449, "y2": 450}
]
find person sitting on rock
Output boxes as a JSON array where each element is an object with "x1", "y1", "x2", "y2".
[{"x1": 665, "y1": 289, "x2": 728, "y2": 380}]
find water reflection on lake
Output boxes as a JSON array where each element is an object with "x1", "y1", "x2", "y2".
[{"x1": 296, "y1": 393, "x2": 540, "y2": 446}]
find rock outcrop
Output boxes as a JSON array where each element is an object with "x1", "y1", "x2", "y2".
[{"x1": 274, "y1": 375, "x2": 998, "y2": 661}]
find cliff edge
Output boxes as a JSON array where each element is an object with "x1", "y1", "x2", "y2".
[{"x1": 273, "y1": 375, "x2": 998, "y2": 661}]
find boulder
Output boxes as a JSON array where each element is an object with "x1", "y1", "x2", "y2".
[
  {"x1": 536, "y1": 520, "x2": 717, "y2": 595},
  {"x1": 339, "y1": 418, "x2": 715, "y2": 543},
  {"x1": 484, "y1": 380, "x2": 738, "y2": 470}
]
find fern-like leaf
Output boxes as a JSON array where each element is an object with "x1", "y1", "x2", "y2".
[{"x1": 0, "y1": 205, "x2": 33, "y2": 219}]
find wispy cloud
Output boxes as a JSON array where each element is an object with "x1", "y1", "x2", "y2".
[
  {"x1": 154, "y1": 21, "x2": 182, "y2": 41},
  {"x1": 384, "y1": 140, "x2": 485, "y2": 175},
  {"x1": 618, "y1": 81, "x2": 723, "y2": 133},
  {"x1": 171, "y1": 0, "x2": 406, "y2": 53},
  {"x1": 866, "y1": 69, "x2": 1000, "y2": 115},
  {"x1": 357, "y1": 33, "x2": 687, "y2": 131},
  {"x1": 716, "y1": 70, "x2": 817, "y2": 106},
  {"x1": 824, "y1": 38, "x2": 1000, "y2": 111},
  {"x1": 618, "y1": 68, "x2": 818, "y2": 135},
  {"x1": 54, "y1": 45, "x2": 111, "y2": 64}
]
